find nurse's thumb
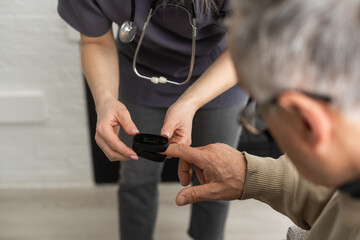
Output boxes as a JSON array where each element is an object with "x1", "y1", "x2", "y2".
[
  {"x1": 119, "y1": 112, "x2": 139, "y2": 136},
  {"x1": 175, "y1": 185, "x2": 210, "y2": 206},
  {"x1": 160, "y1": 124, "x2": 174, "y2": 139}
]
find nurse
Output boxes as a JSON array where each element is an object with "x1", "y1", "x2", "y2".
[{"x1": 58, "y1": 1, "x2": 248, "y2": 239}]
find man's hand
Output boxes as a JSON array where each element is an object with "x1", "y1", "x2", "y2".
[{"x1": 165, "y1": 143, "x2": 247, "y2": 206}]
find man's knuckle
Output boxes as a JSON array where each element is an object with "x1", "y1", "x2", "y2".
[
  {"x1": 190, "y1": 189, "x2": 200, "y2": 202},
  {"x1": 217, "y1": 142, "x2": 227, "y2": 148},
  {"x1": 179, "y1": 144, "x2": 188, "y2": 152},
  {"x1": 208, "y1": 143, "x2": 217, "y2": 149}
]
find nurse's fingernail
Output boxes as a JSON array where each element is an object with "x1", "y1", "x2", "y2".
[
  {"x1": 130, "y1": 128, "x2": 139, "y2": 134},
  {"x1": 162, "y1": 130, "x2": 170, "y2": 138},
  {"x1": 130, "y1": 155, "x2": 138, "y2": 160}
]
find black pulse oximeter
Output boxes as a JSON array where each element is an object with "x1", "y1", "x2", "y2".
[{"x1": 132, "y1": 133, "x2": 169, "y2": 162}]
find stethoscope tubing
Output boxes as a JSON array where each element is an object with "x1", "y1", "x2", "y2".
[{"x1": 130, "y1": 0, "x2": 197, "y2": 85}]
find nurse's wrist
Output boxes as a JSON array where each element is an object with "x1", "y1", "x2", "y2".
[
  {"x1": 94, "y1": 92, "x2": 118, "y2": 112},
  {"x1": 175, "y1": 99, "x2": 199, "y2": 115},
  {"x1": 176, "y1": 95, "x2": 202, "y2": 113}
]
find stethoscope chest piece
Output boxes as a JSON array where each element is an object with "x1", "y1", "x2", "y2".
[{"x1": 119, "y1": 21, "x2": 137, "y2": 43}]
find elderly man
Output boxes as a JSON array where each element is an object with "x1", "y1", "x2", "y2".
[{"x1": 164, "y1": 0, "x2": 360, "y2": 239}]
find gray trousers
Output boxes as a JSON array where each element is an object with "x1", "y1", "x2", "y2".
[{"x1": 118, "y1": 100, "x2": 245, "y2": 240}]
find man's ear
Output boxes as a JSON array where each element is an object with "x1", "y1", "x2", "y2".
[{"x1": 277, "y1": 92, "x2": 332, "y2": 151}]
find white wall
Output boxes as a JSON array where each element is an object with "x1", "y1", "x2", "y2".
[{"x1": 0, "y1": 0, "x2": 93, "y2": 188}]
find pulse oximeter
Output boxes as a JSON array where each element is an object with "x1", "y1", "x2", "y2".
[{"x1": 132, "y1": 133, "x2": 169, "y2": 162}]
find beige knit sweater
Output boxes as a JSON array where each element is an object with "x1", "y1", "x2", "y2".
[{"x1": 242, "y1": 153, "x2": 360, "y2": 240}]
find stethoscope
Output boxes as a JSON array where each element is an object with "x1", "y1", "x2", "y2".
[{"x1": 119, "y1": 0, "x2": 197, "y2": 85}]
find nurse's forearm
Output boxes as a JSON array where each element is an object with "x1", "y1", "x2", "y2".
[
  {"x1": 80, "y1": 30, "x2": 119, "y2": 112},
  {"x1": 176, "y1": 49, "x2": 238, "y2": 110}
]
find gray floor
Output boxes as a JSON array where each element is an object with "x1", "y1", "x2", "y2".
[{"x1": 0, "y1": 183, "x2": 293, "y2": 240}]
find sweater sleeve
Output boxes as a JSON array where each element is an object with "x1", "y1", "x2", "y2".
[{"x1": 241, "y1": 153, "x2": 335, "y2": 229}]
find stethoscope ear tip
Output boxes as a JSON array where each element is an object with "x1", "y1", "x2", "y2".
[{"x1": 151, "y1": 77, "x2": 167, "y2": 84}]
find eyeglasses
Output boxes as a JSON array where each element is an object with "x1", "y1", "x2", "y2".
[
  {"x1": 238, "y1": 91, "x2": 333, "y2": 135},
  {"x1": 133, "y1": 0, "x2": 197, "y2": 85}
]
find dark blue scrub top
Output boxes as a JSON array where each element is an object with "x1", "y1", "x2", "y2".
[{"x1": 58, "y1": 0, "x2": 247, "y2": 108}]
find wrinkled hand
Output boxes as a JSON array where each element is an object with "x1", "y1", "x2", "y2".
[
  {"x1": 165, "y1": 143, "x2": 247, "y2": 206},
  {"x1": 95, "y1": 97, "x2": 139, "y2": 161},
  {"x1": 161, "y1": 102, "x2": 196, "y2": 146}
]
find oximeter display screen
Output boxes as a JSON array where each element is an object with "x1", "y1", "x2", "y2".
[
  {"x1": 143, "y1": 136, "x2": 157, "y2": 144},
  {"x1": 135, "y1": 134, "x2": 168, "y2": 146}
]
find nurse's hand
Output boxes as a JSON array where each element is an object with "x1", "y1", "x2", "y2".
[
  {"x1": 164, "y1": 143, "x2": 247, "y2": 206},
  {"x1": 161, "y1": 101, "x2": 196, "y2": 146},
  {"x1": 95, "y1": 97, "x2": 139, "y2": 161}
]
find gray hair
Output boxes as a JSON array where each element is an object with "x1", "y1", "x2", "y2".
[
  {"x1": 228, "y1": 0, "x2": 360, "y2": 120},
  {"x1": 162, "y1": 0, "x2": 220, "y2": 15}
]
